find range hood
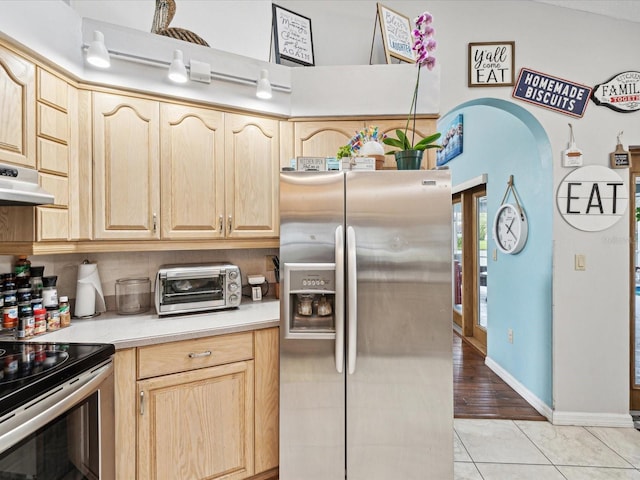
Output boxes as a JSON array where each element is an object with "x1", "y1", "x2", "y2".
[{"x1": 0, "y1": 163, "x2": 54, "y2": 206}]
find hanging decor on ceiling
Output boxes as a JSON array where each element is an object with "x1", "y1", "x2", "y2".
[
  {"x1": 151, "y1": 0, "x2": 209, "y2": 47},
  {"x1": 562, "y1": 123, "x2": 583, "y2": 168},
  {"x1": 591, "y1": 71, "x2": 640, "y2": 113}
]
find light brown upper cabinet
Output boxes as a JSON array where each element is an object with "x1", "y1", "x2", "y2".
[
  {"x1": 0, "y1": 44, "x2": 35, "y2": 168},
  {"x1": 224, "y1": 113, "x2": 279, "y2": 238},
  {"x1": 160, "y1": 103, "x2": 225, "y2": 240},
  {"x1": 93, "y1": 92, "x2": 161, "y2": 240},
  {"x1": 293, "y1": 118, "x2": 438, "y2": 169}
]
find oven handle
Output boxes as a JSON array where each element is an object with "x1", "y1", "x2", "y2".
[
  {"x1": 164, "y1": 268, "x2": 221, "y2": 280},
  {"x1": 0, "y1": 359, "x2": 113, "y2": 454}
]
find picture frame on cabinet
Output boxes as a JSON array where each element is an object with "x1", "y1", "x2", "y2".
[
  {"x1": 376, "y1": 3, "x2": 416, "y2": 64},
  {"x1": 272, "y1": 4, "x2": 315, "y2": 66},
  {"x1": 468, "y1": 41, "x2": 515, "y2": 87}
]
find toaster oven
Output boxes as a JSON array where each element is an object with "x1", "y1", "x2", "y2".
[{"x1": 155, "y1": 263, "x2": 242, "y2": 316}]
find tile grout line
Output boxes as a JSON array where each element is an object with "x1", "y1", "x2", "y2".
[
  {"x1": 454, "y1": 427, "x2": 487, "y2": 479},
  {"x1": 583, "y1": 426, "x2": 638, "y2": 470}
]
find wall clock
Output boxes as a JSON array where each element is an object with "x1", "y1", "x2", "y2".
[{"x1": 493, "y1": 203, "x2": 528, "y2": 254}]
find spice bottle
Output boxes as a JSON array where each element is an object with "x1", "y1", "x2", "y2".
[
  {"x1": 59, "y1": 296, "x2": 71, "y2": 328},
  {"x1": 16, "y1": 291, "x2": 32, "y2": 339},
  {"x1": 14, "y1": 255, "x2": 31, "y2": 280},
  {"x1": 29, "y1": 266, "x2": 44, "y2": 300},
  {"x1": 3, "y1": 278, "x2": 17, "y2": 330},
  {"x1": 42, "y1": 276, "x2": 58, "y2": 309}
]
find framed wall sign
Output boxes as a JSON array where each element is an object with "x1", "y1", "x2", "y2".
[
  {"x1": 376, "y1": 3, "x2": 415, "y2": 64},
  {"x1": 591, "y1": 71, "x2": 640, "y2": 113},
  {"x1": 468, "y1": 41, "x2": 515, "y2": 87},
  {"x1": 272, "y1": 4, "x2": 315, "y2": 66}
]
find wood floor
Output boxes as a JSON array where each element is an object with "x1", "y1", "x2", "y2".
[{"x1": 453, "y1": 332, "x2": 546, "y2": 421}]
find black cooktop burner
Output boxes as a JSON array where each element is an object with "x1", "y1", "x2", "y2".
[{"x1": 0, "y1": 342, "x2": 115, "y2": 419}]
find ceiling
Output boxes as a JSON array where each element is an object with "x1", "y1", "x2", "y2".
[{"x1": 532, "y1": 0, "x2": 640, "y2": 23}]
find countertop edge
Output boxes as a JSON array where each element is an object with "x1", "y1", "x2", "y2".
[{"x1": 112, "y1": 319, "x2": 280, "y2": 350}]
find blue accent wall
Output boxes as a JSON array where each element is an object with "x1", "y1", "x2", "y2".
[{"x1": 440, "y1": 99, "x2": 553, "y2": 406}]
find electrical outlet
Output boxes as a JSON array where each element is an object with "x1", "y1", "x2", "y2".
[
  {"x1": 265, "y1": 255, "x2": 276, "y2": 271},
  {"x1": 508, "y1": 328, "x2": 513, "y2": 344}
]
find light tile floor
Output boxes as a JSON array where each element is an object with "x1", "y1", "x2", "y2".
[{"x1": 455, "y1": 419, "x2": 640, "y2": 479}]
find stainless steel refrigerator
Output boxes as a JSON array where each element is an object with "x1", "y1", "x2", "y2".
[{"x1": 279, "y1": 170, "x2": 453, "y2": 480}]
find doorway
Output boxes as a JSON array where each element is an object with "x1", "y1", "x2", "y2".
[{"x1": 453, "y1": 181, "x2": 488, "y2": 354}]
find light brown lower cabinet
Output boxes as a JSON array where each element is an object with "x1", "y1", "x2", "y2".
[{"x1": 115, "y1": 327, "x2": 279, "y2": 480}]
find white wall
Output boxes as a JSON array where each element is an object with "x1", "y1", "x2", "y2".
[{"x1": 2, "y1": 0, "x2": 639, "y2": 422}]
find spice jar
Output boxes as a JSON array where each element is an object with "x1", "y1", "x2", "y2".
[
  {"x1": 14, "y1": 255, "x2": 31, "y2": 280},
  {"x1": 42, "y1": 276, "x2": 58, "y2": 309},
  {"x1": 59, "y1": 296, "x2": 71, "y2": 328},
  {"x1": 33, "y1": 308, "x2": 47, "y2": 335},
  {"x1": 29, "y1": 266, "x2": 44, "y2": 300}
]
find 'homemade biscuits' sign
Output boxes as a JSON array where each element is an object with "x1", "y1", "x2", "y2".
[{"x1": 512, "y1": 68, "x2": 591, "y2": 118}]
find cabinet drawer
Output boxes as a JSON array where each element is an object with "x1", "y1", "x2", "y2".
[
  {"x1": 37, "y1": 103, "x2": 69, "y2": 144},
  {"x1": 37, "y1": 207, "x2": 69, "y2": 241},
  {"x1": 37, "y1": 68, "x2": 68, "y2": 111},
  {"x1": 38, "y1": 137, "x2": 68, "y2": 175},
  {"x1": 137, "y1": 331, "x2": 254, "y2": 379},
  {"x1": 40, "y1": 172, "x2": 68, "y2": 207}
]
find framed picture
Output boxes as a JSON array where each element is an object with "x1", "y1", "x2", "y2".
[
  {"x1": 468, "y1": 41, "x2": 515, "y2": 87},
  {"x1": 376, "y1": 3, "x2": 415, "y2": 64},
  {"x1": 436, "y1": 114, "x2": 464, "y2": 166},
  {"x1": 272, "y1": 4, "x2": 315, "y2": 66}
]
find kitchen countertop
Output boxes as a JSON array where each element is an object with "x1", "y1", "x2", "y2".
[{"x1": 23, "y1": 299, "x2": 280, "y2": 350}]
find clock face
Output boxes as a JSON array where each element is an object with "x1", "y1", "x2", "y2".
[{"x1": 493, "y1": 203, "x2": 528, "y2": 254}]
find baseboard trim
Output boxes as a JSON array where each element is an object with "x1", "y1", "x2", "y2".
[
  {"x1": 485, "y1": 356, "x2": 553, "y2": 421},
  {"x1": 552, "y1": 411, "x2": 634, "y2": 428}
]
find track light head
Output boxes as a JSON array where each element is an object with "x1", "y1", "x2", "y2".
[
  {"x1": 168, "y1": 49, "x2": 188, "y2": 83},
  {"x1": 86, "y1": 30, "x2": 111, "y2": 68},
  {"x1": 256, "y1": 69, "x2": 273, "y2": 99}
]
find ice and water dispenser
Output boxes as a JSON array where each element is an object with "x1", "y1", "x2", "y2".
[{"x1": 283, "y1": 263, "x2": 337, "y2": 339}]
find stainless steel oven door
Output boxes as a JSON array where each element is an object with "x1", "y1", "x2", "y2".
[
  {"x1": 156, "y1": 267, "x2": 227, "y2": 314},
  {"x1": 0, "y1": 359, "x2": 115, "y2": 479}
]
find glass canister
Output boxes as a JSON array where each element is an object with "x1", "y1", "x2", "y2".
[{"x1": 115, "y1": 278, "x2": 151, "y2": 315}]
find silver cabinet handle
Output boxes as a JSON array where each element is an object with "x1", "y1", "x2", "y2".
[
  {"x1": 347, "y1": 225, "x2": 357, "y2": 375},
  {"x1": 219, "y1": 215, "x2": 223, "y2": 233},
  {"x1": 335, "y1": 225, "x2": 345, "y2": 373},
  {"x1": 140, "y1": 390, "x2": 144, "y2": 416},
  {"x1": 228, "y1": 215, "x2": 232, "y2": 233},
  {"x1": 188, "y1": 350, "x2": 212, "y2": 359},
  {"x1": 153, "y1": 213, "x2": 157, "y2": 233}
]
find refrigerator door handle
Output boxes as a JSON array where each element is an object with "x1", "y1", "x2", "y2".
[
  {"x1": 335, "y1": 225, "x2": 345, "y2": 373},
  {"x1": 347, "y1": 225, "x2": 357, "y2": 374}
]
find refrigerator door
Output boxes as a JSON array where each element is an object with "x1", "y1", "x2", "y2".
[
  {"x1": 345, "y1": 170, "x2": 453, "y2": 479},
  {"x1": 279, "y1": 171, "x2": 346, "y2": 480}
]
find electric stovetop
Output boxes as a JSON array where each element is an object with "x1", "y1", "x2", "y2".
[{"x1": 0, "y1": 342, "x2": 115, "y2": 419}]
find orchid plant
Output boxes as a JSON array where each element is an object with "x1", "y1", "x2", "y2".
[{"x1": 383, "y1": 11, "x2": 442, "y2": 154}]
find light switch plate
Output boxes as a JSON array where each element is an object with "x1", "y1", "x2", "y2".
[{"x1": 575, "y1": 254, "x2": 586, "y2": 271}]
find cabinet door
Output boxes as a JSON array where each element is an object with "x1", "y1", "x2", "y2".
[
  {"x1": 160, "y1": 103, "x2": 225, "y2": 239},
  {"x1": 294, "y1": 120, "x2": 363, "y2": 158},
  {"x1": 93, "y1": 93, "x2": 160, "y2": 239},
  {"x1": 138, "y1": 361, "x2": 255, "y2": 480},
  {"x1": 0, "y1": 45, "x2": 35, "y2": 167},
  {"x1": 225, "y1": 114, "x2": 279, "y2": 238}
]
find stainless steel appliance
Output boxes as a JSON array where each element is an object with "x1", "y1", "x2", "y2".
[
  {"x1": 0, "y1": 162, "x2": 54, "y2": 206},
  {"x1": 0, "y1": 342, "x2": 115, "y2": 479},
  {"x1": 155, "y1": 263, "x2": 241, "y2": 315},
  {"x1": 280, "y1": 170, "x2": 453, "y2": 480}
]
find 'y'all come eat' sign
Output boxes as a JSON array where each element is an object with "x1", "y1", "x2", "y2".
[{"x1": 468, "y1": 41, "x2": 515, "y2": 87}]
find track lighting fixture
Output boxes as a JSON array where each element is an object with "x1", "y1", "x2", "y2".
[
  {"x1": 86, "y1": 30, "x2": 111, "y2": 68},
  {"x1": 256, "y1": 69, "x2": 273, "y2": 99},
  {"x1": 168, "y1": 50, "x2": 188, "y2": 83}
]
